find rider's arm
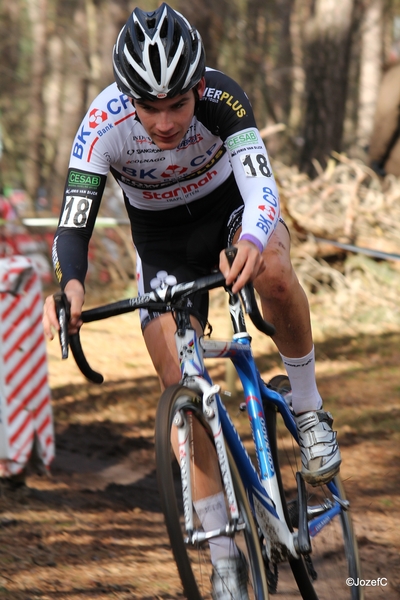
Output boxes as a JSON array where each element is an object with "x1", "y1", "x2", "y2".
[
  {"x1": 201, "y1": 70, "x2": 280, "y2": 254},
  {"x1": 202, "y1": 72, "x2": 280, "y2": 288},
  {"x1": 43, "y1": 168, "x2": 106, "y2": 340},
  {"x1": 44, "y1": 90, "x2": 111, "y2": 338},
  {"x1": 43, "y1": 165, "x2": 105, "y2": 341},
  {"x1": 52, "y1": 167, "x2": 107, "y2": 290},
  {"x1": 223, "y1": 128, "x2": 279, "y2": 291},
  {"x1": 44, "y1": 165, "x2": 107, "y2": 338},
  {"x1": 52, "y1": 84, "x2": 125, "y2": 291},
  {"x1": 228, "y1": 129, "x2": 280, "y2": 252}
]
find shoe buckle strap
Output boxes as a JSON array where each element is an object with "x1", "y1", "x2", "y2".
[{"x1": 298, "y1": 429, "x2": 337, "y2": 448}]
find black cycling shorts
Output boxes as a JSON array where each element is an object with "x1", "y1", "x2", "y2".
[
  {"x1": 125, "y1": 173, "x2": 286, "y2": 330},
  {"x1": 124, "y1": 174, "x2": 243, "y2": 330}
]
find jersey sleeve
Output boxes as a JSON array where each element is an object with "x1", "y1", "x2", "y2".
[
  {"x1": 200, "y1": 70, "x2": 281, "y2": 251},
  {"x1": 52, "y1": 87, "x2": 122, "y2": 288},
  {"x1": 227, "y1": 128, "x2": 280, "y2": 251},
  {"x1": 52, "y1": 168, "x2": 107, "y2": 289}
]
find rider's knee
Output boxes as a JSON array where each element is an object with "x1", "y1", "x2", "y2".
[{"x1": 255, "y1": 252, "x2": 295, "y2": 302}]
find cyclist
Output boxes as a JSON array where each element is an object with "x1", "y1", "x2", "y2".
[{"x1": 43, "y1": 4, "x2": 341, "y2": 597}]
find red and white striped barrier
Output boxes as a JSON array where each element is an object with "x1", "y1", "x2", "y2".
[{"x1": 0, "y1": 256, "x2": 54, "y2": 476}]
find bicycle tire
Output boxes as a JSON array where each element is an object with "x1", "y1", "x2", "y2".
[
  {"x1": 263, "y1": 375, "x2": 364, "y2": 600},
  {"x1": 155, "y1": 383, "x2": 269, "y2": 599}
]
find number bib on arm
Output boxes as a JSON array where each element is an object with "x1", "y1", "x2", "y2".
[
  {"x1": 226, "y1": 128, "x2": 280, "y2": 251},
  {"x1": 60, "y1": 196, "x2": 93, "y2": 228},
  {"x1": 240, "y1": 153, "x2": 272, "y2": 178}
]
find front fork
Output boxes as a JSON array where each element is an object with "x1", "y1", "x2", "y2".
[
  {"x1": 172, "y1": 292, "x2": 246, "y2": 531},
  {"x1": 174, "y1": 379, "x2": 243, "y2": 545}
]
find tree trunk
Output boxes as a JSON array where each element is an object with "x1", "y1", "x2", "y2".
[
  {"x1": 274, "y1": 0, "x2": 295, "y2": 123},
  {"x1": 288, "y1": 0, "x2": 310, "y2": 133},
  {"x1": 25, "y1": 0, "x2": 48, "y2": 208},
  {"x1": 357, "y1": 0, "x2": 384, "y2": 150},
  {"x1": 299, "y1": 0, "x2": 359, "y2": 177},
  {"x1": 85, "y1": 0, "x2": 102, "y2": 101}
]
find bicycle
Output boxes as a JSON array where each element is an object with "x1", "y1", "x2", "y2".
[{"x1": 55, "y1": 249, "x2": 363, "y2": 600}]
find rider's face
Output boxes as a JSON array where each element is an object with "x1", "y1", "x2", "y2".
[{"x1": 133, "y1": 79, "x2": 206, "y2": 150}]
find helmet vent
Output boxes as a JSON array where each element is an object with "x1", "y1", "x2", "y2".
[
  {"x1": 126, "y1": 31, "x2": 144, "y2": 69},
  {"x1": 149, "y1": 44, "x2": 162, "y2": 84},
  {"x1": 169, "y1": 55, "x2": 186, "y2": 89},
  {"x1": 147, "y1": 17, "x2": 156, "y2": 31},
  {"x1": 159, "y1": 17, "x2": 168, "y2": 39},
  {"x1": 169, "y1": 25, "x2": 182, "y2": 64},
  {"x1": 134, "y1": 22, "x2": 145, "y2": 43}
]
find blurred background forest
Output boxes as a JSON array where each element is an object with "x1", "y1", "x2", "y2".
[{"x1": 1, "y1": 0, "x2": 400, "y2": 335}]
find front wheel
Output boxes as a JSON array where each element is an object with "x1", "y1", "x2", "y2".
[
  {"x1": 155, "y1": 383, "x2": 269, "y2": 599},
  {"x1": 264, "y1": 375, "x2": 364, "y2": 600}
]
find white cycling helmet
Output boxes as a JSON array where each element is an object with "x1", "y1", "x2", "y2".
[{"x1": 112, "y1": 3, "x2": 206, "y2": 100}]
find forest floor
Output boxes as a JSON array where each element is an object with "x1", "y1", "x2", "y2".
[{"x1": 0, "y1": 287, "x2": 400, "y2": 599}]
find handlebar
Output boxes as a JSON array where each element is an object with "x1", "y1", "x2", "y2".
[{"x1": 54, "y1": 249, "x2": 276, "y2": 383}]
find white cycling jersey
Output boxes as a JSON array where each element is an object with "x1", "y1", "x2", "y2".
[{"x1": 54, "y1": 68, "x2": 280, "y2": 288}]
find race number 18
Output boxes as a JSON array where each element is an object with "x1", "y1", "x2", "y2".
[
  {"x1": 241, "y1": 153, "x2": 272, "y2": 178},
  {"x1": 60, "y1": 196, "x2": 92, "y2": 228}
]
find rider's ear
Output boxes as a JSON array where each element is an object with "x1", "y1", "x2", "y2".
[{"x1": 196, "y1": 77, "x2": 206, "y2": 99}]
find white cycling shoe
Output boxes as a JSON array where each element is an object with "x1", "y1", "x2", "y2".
[
  {"x1": 294, "y1": 409, "x2": 341, "y2": 486},
  {"x1": 211, "y1": 552, "x2": 249, "y2": 600}
]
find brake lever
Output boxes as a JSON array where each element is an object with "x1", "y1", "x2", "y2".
[
  {"x1": 53, "y1": 291, "x2": 70, "y2": 360},
  {"x1": 224, "y1": 246, "x2": 276, "y2": 336},
  {"x1": 224, "y1": 246, "x2": 252, "y2": 310}
]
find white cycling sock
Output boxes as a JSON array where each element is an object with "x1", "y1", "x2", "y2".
[
  {"x1": 193, "y1": 492, "x2": 240, "y2": 564},
  {"x1": 280, "y1": 346, "x2": 323, "y2": 414}
]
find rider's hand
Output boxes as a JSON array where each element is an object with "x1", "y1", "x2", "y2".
[
  {"x1": 219, "y1": 240, "x2": 265, "y2": 294},
  {"x1": 42, "y1": 279, "x2": 85, "y2": 340}
]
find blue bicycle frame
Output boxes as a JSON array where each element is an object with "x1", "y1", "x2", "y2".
[{"x1": 185, "y1": 331, "x2": 345, "y2": 563}]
